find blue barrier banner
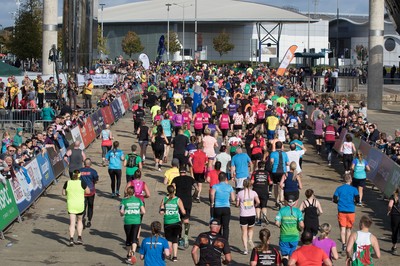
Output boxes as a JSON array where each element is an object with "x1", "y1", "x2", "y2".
[
  {"x1": 362, "y1": 142, "x2": 383, "y2": 182},
  {"x1": 90, "y1": 110, "x2": 105, "y2": 136},
  {"x1": 111, "y1": 100, "x2": 122, "y2": 120},
  {"x1": 385, "y1": 163, "x2": 400, "y2": 196},
  {"x1": 10, "y1": 160, "x2": 44, "y2": 213},
  {"x1": 36, "y1": 153, "x2": 56, "y2": 188},
  {"x1": 374, "y1": 155, "x2": 394, "y2": 193},
  {"x1": 47, "y1": 147, "x2": 66, "y2": 178}
]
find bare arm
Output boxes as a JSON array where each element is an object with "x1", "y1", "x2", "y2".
[
  {"x1": 230, "y1": 191, "x2": 236, "y2": 203},
  {"x1": 370, "y1": 234, "x2": 381, "y2": 259},
  {"x1": 62, "y1": 189, "x2": 66, "y2": 196},
  {"x1": 388, "y1": 199, "x2": 394, "y2": 215},
  {"x1": 177, "y1": 199, "x2": 186, "y2": 215},
  {"x1": 331, "y1": 246, "x2": 339, "y2": 260},
  {"x1": 140, "y1": 205, "x2": 146, "y2": 215},
  {"x1": 210, "y1": 188, "x2": 216, "y2": 205},
  {"x1": 191, "y1": 245, "x2": 199, "y2": 265},
  {"x1": 346, "y1": 232, "x2": 357, "y2": 258},
  {"x1": 143, "y1": 183, "x2": 150, "y2": 198},
  {"x1": 322, "y1": 257, "x2": 332, "y2": 266}
]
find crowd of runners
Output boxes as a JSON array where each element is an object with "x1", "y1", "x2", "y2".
[{"x1": 8, "y1": 61, "x2": 399, "y2": 266}]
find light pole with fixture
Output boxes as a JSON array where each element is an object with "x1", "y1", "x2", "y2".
[
  {"x1": 173, "y1": 2, "x2": 192, "y2": 67},
  {"x1": 166, "y1": 3, "x2": 171, "y2": 61},
  {"x1": 100, "y1": 3, "x2": 105, "y2": 39}
]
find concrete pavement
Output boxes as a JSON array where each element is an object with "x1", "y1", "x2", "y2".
[{"x1": 0, "y1": 113, "x2": 398, "y2": 265}]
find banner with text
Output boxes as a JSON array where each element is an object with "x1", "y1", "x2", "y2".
[
  {"x1": 111, "y1": 100, "x2": 123, "y2": 121},
  {"x1": 101, "y1": 106, "x2": 115, "y2": 125},
  {"x1": 36, "y1": 153, "x2": 56, "y2": 188},
  {"x1": 0, "y1": 180, "x2": 20, "y2": 231},
  {"x1": 79, "y1": 117, "x2": 97, "y2": 148},
  {"x1": 77, "y1": 74, "x2": 118, "y2": 86}
]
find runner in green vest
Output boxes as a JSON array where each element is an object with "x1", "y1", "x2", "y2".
[
  {"x1": 120, "y1": 186, "x2": 145, "y2": 264},
  {"x1": 159, "y1": 185, "x2": 186, "y2": 262},
  {"x1": 62, "y1": 170, "x2": 90, "y2": 246}
]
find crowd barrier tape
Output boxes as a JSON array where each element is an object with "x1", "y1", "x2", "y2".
[
  {"x1": 0, "y1": 91, "x2": 134, "y2": 233},
  {"x1": 305, "y1": 104, "x2": 400, "y2": 198}
]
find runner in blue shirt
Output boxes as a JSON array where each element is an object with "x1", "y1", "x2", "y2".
[
  {"x1": 105, "y1": 141, "x2": 125, "y2": 197},
  {"x1": 140, "y1": 221, "x2": 170, "y2": 266},
  {"x1": 231, "y1": 147, "x2": 251, "y2": 193}
]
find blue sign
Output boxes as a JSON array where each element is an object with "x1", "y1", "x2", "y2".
[
  {"x1": 36, "y1": 153, "x2": 56, "y2": 188},
  {"x1": 111, "y1": 100, "x2": 122, "y2": 120}
]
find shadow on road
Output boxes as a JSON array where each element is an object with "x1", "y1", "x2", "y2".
[{"x1": 32, "y1": 228, "x2": 69, "y2": 245}]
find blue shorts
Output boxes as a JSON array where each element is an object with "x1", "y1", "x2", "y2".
[
  {"x1": 279, "y1": 240, "x2": 298, "y2": 256},
  {"x1": 267, "y1": 130, "x2": 275, "y2": 140}
]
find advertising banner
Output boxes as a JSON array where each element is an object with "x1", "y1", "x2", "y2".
[
  {"x1": 101, "y1": 106, "x2": 115, "y2": 125},
  {"x1": 361, "y1": 142, "x2": 383, "y2": 182},
  {"x1": 333, "y1": 129, "x2": 348, "y2": 154},
  {"x1": 0, "y1": 180, "x2": 20, "y2": 231},
  {"x1": 90, "y1": 110, "x2": 105, "y2": 136},
  {"x1": 277, "y1": 45, "x2": 298, "y2": 76},
  {"x1": 373, "y1": 154, "x2": 394, "y2": 192},
  {"x1": 11, "y1": 160, "x2": 44, "y2": 213},
  {"x1": 77, "y1": 74, "x2": 118, "y2": 86},
  {"x1": 70, "y1": 126, "x2": 85, "y2": 150},
  {"x1": 36, "y1": 153, "x2": 55, "y2": 188},
  {"x1": 79, "y1": 117, "x2": 96, "y2": 148},
  {"x1": 47, "y1": 147, "x2": 66, "y2": 178},
  {"x1": 117, "y1": 97, "x2": 126, "y2": 115},
  {"x1": 121, "y1": 93, "x2": 130, "y2": 111},
  {"x1": 111, "y1": 100, "x2": 123, "y2": 121},
  {"x1": 385, "y1": 164, "x2": 400, "y2": 197}
]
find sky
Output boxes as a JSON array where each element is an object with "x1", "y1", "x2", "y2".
[{"x1": 0, "y1": 0, "x2": 368, "y2": 29}]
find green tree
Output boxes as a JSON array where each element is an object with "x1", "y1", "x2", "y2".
[
  {"x1": 121, "y1": 31, "x2": 144, "y2": 58},
  {"x1": 213, "y1": 31, "x2": 234, "y2": 57},
  {"x1": 165, "y1": 31, "x2": 181, "y2": 54},
  {"x1": 9, "y1": 0, "x2": 43, "y2": 59},
  {"x1": 97, "y1": 25, "x2": 109, "y2": 56}
]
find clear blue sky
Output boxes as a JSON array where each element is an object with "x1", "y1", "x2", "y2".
[{"x1": 0, "y1": 0, "x2": 368, "y2": 28}]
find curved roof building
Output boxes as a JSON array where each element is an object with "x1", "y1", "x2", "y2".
[{"x1": 96, "y1": 0, "x2": 327, "y2": 62}]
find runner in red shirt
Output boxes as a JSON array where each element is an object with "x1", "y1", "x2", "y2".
[
  {"x1": 250, "y1": 132, "x2": 266, "y2": 170},
  {"x1": 189, "y1": 143, "x2": 208, "y2": 203}
]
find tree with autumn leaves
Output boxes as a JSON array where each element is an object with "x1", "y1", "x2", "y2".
[
  {"x1": 213, "y1": 30, "x2": 234, "y2": 57},
  {"x1": 121, "y1": 31, "x2": 144, "y2": 58}
]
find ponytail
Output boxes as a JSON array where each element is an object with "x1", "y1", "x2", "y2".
[
  {"x1": 257, "y1": 228, "x2": 271, "y2": 252},
  {"x1": 319, "y1": 223, "x2": 332, "y2": 239}
]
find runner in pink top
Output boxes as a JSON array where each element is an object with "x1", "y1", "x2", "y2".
[{"x1": 219, "y1": 108, "x2": 230, "y2": 141}]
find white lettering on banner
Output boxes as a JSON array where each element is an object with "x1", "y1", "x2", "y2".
[
  {"x1": 77, "y1": 74, "x2": 118, "y2": 86},
  {"x1": 0, "y1": 186, "x2": 12, "y2": 210}
]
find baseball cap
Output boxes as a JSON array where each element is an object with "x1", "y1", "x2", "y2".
[
  {"x1": 172, "y1": 158, "x2": 179, "y2": 167},
  {"x1": 287, "y1": 194, "x2": 296, "y2": 205},
  {"x1": 179, "y1": 166, "x2": 187, "y2": 173},
  {"x1": 210, "y1": 219, "x2": 221, "y2": 226}
]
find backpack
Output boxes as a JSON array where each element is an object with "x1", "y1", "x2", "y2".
[
  {"x1": 132, "y1": 179, "x2": 144, "y2": 198},
  {"x1": 127, "y1": 153, "x2": 138, "y2": 168}
]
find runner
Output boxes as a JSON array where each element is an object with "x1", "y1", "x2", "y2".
[
  {"x1": 79, "y1": 158, "x2": 99, "y2": 229},
  {"x1": 250, "y1": 228, "x2": 281, "y2": 266},
  {"x1": 231, "y1": 147, "x2": 251, "y2": 193},
  {"x1": 105, "y1": 141, "x2": 125, "y2": 197},
  {"x1": 280, "y1": 162, "x2": 302, "y2": 203},
  {"x1": 351, "y1": 150, "x2": 370, "y2": 206},
  {"x1": 120, "y1": 186, "x2": 145, "y2": 264},
  {"x1": 124, "y1": 144, "x2": 143, "y2": 183},
  {"x1": 191, "y1": 219, "x2": 232, "y2": 266},
  {"x1": 299, "y1": 189, "x2": 323, "y2": 236},
  {"x1": 312, "y1": 223, "x2": 339, "y2": 262},
  {"x1": 159, "y1": 185, "x2": 186, "y2": 262},
  {"x1": 251, "y1": 161, "x2": 272, "y2": 226},
  {"x1": 171, "y1": 167, "x2": 195, "y2": 249},
  {"x1": 189, "y1": 143, "x2": 208, "y2": 203},
  {"x1": 62, "y1": 170, "x2": 90, "y2": 246},
  {"x1": 236, "y1": 179, "x2": 260, "y2": 255},
  {"x1": 137, "y1": 120, "x2": 150, "y2": 163},
  {"x1": 100, "y1": 124, "x2": 113, "y2": 166},
  {"x1": 139, "y1": 221, "x2": 170, "y2": 266},
  {"x1": 387, "y1": 187, "x2": 400, "y2": 255}
]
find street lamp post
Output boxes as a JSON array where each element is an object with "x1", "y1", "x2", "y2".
[
  {"x1": 166, "y1": 3, "x2": 171, "y2": 62},
  {"x1": 100, "y1": 3, "x2": 105, "y2": 39},
  {"x1": 194, "y1": 0, "x2": 198, "y2": 55},
  {"x1": 173, "y1": 2, "x2": 192, "y2": 67}
]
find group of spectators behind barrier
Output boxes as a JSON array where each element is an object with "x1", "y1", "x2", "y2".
[
  {"x1": 0, "y1": 89, "x2": 136, "y2": 236},
  {"x1": 304, "y1": 104, "x2": 400, "y2": 198}
]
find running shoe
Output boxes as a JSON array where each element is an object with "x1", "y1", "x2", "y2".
[
  {"x1": 241, "y1": 250, "x2": 248, "y2": 255},
  {"x1": 255, "y1": 220, "x2": 262, "y2": 226},
  {"x1": 357, "y1": 202, "x2": 363, "y2": 207},
  {"x1": 116, "y1": 191, "x2": 120, "y2": 197},
  {"x1": 172, "y1": 256, "x2": 178, "y2": 262},
  {"x1": 194, "y1": 197, "x2": 201, "y2": 203},
  {"x1": 184, "y1": 235, "x2": 189, "y2": 249},
  {"x1": 158, "y1": 167, "x2": 162, "y2": 172},
  {"x1": 68, "y1": 238, "x2": 74, "y2": 246},
  {"x1": 86, "y1": 221, "x2": 92, "y2": 228},
  {"x1": 391, "y1": 247, "x2": 398, "y2": 255},
  {"x1": 76, "y1": 236, "x2": 83, "y2": 245},
  {"x1": 111, "y1": 193, "x2": 116, "y2": 198},
  {"x1": 262, "y1": 214, "x2": 270, "y2": 225}
]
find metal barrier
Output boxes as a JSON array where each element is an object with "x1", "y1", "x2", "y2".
[
  {"x1": 33, "y1": 120, "x2": 55, "y2": 133},
  {"x1": 0, "y1": 120, "x2": 34, "y2": 134},
  {"x1": 305, "y1": 76, "x2": 359, "y2": 93}
]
